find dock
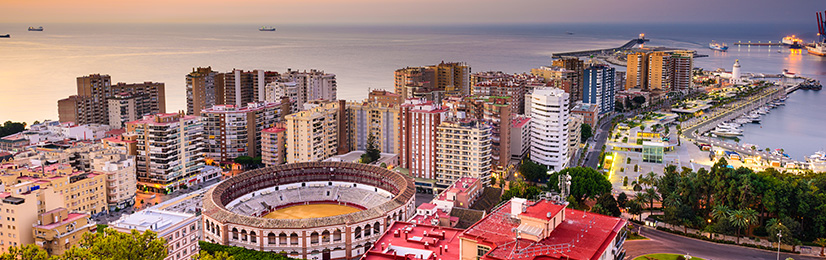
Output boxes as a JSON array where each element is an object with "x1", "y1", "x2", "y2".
[
  {"x1": 733, "y1": 41, "x2": 782, "y2": 46},
  {"x1": 552, "y1": 36, "x2": 649, "y2": 58}
]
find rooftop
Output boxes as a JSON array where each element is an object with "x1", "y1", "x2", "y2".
[
  {"x1": 363, "y1": 221, "x2": 463, "y2": 260},
  {"x1": 511, "y1": 116, "x2": 531, "y2": 128},
  {"x1": 463, "y1": 199, "x2": 626, "y2": 260},
  {"x1": 110, "y1": 209, "x2": 195, "y2": 233},
  {"x1": 36, "y1": 212, "x2": 89, "y2": 230}
]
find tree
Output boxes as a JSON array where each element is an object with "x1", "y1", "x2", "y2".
[
  {"x1": 0, "y1": 244, "x2": 50, "y2": 260},
  {"x1": 728, "y1": 209, "x2": 757, "y2": 243},
  {"x1": 627, "y1": 199, "x2": 643, "y2": 221},
  {"x1": 643, "y1": 188, "x2": 659, "y2": 210},
  {"x1": 0, "y1": 121, "x2": 26, "y2": 138},
  {"x1": 193, "y1": 251, "x2": 234, "y2": 260},
  {"x1": 234, "y1": 156, "x2": 254, "y2": 165},
  {"x1": 519, "y1": 159, "x2": 548, "y2": 183},
  {"x1": 551, "y1": 167, "x2": 611, "y2": 203},
  {"x1": 595, "y1": 193, "x2": 621, "y2": 217},
  {"x1": 65, "y1": 228, "x2": 168, "y2": 260},
  {"x1": 361, "y1": 133, "x2": 381, "y2": 164},
  {"x1": 617, "y1": 192, "x2": 628, "y2": 208},
  {"x1": 580, "y1": 123, "x2": 593, "y2": 142}
]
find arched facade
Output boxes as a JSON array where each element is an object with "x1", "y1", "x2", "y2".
[{"x1": 202, "y1": 162, "x2": 416, "y2": 260}]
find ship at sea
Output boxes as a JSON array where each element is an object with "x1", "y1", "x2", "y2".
[
  {"x1": 708, "y1": 41, "x2": 728, "y2": 51},
  {"x1": 28, "y1": 26, "x2": 43, "y2": 31},
  {"x1": 782, "y1": 35, "x2": 804, "y2": 49},
  {"x1": 0, "y1": 34, "x2": 9, "y2": 38},
  {"x1": 809, "y1": 11, "x2": 826, "y2": 57},
  {"x1": 259, "y1": 26, "x2": 276, "y2": 31}
]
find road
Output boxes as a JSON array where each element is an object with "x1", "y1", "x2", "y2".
[
  {"x1": 625, "y1": 227, "x2": 821, "y2": 260},
  {"x1": 583, "y1": 114, "x2": 621, "y2": 169}
]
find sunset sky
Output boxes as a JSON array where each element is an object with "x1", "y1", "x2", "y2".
[{"x1": 2, "y1": 0, "x2": 823, "y2": 24}]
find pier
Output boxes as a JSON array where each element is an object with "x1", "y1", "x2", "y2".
[{"x1": 552, "y1": 35, "x2": 650, "y2": 58}]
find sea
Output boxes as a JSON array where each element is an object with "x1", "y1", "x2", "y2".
[{"x1": 0, "y1": 22, "x2": 824, "y2": 160}]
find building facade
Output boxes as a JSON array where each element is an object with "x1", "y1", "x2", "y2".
[
  {"x1": 583, "y1": 64, "x2": 616, "y2": 115},
  {"x1": 285, "y1": 102, "x2": 340, "y2": 163},
  {"x1": 127, "y1": 113, "x2": 204, "y2": 193},
  {"x1": 111, "y1": 210, "x2": 201, "y2": 260},
  {"x1": 345, "y1": 102, "x2": 401, "y2": 155},
  {"x1": 528, "y1": 87, "x2": 570, "y2": 171},
  {"x1": 399, "y1": 99, "x2": 448, "y2": 180},
  {"x1": 90, "y1": 149, "x2": 137, "y2": 211},
  {"x1": 201, "y1": 102, "x2": 283, "y2": 162},
  {"x1": 186, "y1": 67, "x2": 225, "y2": 116},
  {"x1": 33, "y1": 208, "x2": 94, "y2": 256},
  {"x1": 435, "y1": 120, "x2": 492, "y2": 190},
  {"x1": 394, "y1": 62, "x2": 470, "y2": 100},
  {"x1": 261, "y1": 126, "x2": 286, "y2": 166}
]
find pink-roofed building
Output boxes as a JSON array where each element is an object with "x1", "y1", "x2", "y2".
[
  {"x1": 261, "y1": 125, "x2": 287, "y2": 166},
  {"x1": 510, "y1": 116, "x2": 531, "y2": 160},
  {"x1": 458, "y1": 198, "x2": 627, "y2": 260},
  {"x1": 399, "y1": 99, "x2": 448, "y2": 185},
  {"x1": 126, "y1": 112, "x2": 204, "y2": 194},
  {"x1": 33, "y1": 207, "x2": 95, "y2": 256},
  {"x1": 363, "y1": 221, "x2": 463, "y2": 260}
]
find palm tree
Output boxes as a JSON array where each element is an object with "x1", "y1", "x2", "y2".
[
  {"x1": 815, "y1": 238, "x2": 826, "y2": 256},
  {"x1": 644, "y1": 188, "x2": 659, "y2": 210},
  {"x1": 728, "y1": 209, "x2": 757, "y2": 244},
  {"x1": 711, "y1": 204, "x2": 730, "y2": 222}
]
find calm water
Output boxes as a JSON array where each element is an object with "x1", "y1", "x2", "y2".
[{"x1": 1, "y1": 22, "x2": 825, "y2": 157}]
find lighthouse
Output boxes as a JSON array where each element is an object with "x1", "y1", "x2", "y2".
[{"x1": 732, "y1": 59, "x2": 742, "y2": 85}]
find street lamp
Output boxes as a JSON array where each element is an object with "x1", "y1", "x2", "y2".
[{"x1": 777, "y1": 229, "x2": 782, "y2": 260}]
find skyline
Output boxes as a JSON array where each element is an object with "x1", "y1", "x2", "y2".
[{"x1": 2, "y1": 0, "x2": 824, "y2": 25}]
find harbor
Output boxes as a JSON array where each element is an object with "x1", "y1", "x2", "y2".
[{"x1": 682, "y1": 79, "x2": 824, "y2": 171}]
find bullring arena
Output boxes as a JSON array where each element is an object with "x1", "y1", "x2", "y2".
[{"x1": 202, "y1": 162, "x2": 416, "y2": 260}]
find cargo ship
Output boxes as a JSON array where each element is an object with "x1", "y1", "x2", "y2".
[
  {"x1": 0, "y1": 34, "x2": 9, "y2": 38},
  {"x1": 708, "y1": 41, "x2": 728, "y2": 51},
  {"x1": 259, "y1": 26, "x2": 276, "y2": 31},
  {"x1": 28, "y1": 26, "x2": 43, "y2": 31}
]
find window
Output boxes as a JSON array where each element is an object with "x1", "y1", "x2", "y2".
[{"x1": 477, "y1": 245, "x2": 490, "y2": 259}]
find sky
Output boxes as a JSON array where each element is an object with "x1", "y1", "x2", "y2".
[{"x1": 2, "y1": 0, "x2": 824, "y2": 25}]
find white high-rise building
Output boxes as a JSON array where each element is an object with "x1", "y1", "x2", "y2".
[
  {"x1": 732, "y1": 59, "x2": 742, "y2": 85},
  {"x1": 528, "y1": 87, "x2": 570, "y2": 171},
  {"x1": 434, "y1": 120, "x2": 492, "y2": 190},
  {"x1": 282, "y1": 69, "x2": 337, "y2": 107}
]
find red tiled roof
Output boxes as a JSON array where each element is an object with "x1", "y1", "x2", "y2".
[
  {"x1": 462, "y1": 200, "x2": 626, "y2": 260},
  {"x1": 262, "y1": 127, "x2": 286, "y2": 134}
]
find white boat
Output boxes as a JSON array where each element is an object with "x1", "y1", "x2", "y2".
[
  {"x1": 711, "y1": 128, "x2": 742, "y2": 137},
  {"x1": 717, "y1": 122, "x2": 741, "y2": 130},
  {"x1": 744, "y1": 113, "x2": 761, "y2": 123},
  {"x1": 734, "y1": 118, "x2": 752, "y2": 124},
  {"x1": 755, "y1": 107, "x2": 770, "y2": 115},
  {"x1": 808, "y1": 150, "x2": 826, "y2": 163}
]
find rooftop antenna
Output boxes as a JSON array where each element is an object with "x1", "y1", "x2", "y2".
[{"x1": 558, "y1": 173, "x2": 572, "y2": 199}]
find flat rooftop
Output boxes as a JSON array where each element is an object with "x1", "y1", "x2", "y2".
[
  {"x1": 363, "y1": 221, "x2": 463, "y2": 260},
  {"x1": 110, "y1": 209, "x2": 195, "y2": 234}
]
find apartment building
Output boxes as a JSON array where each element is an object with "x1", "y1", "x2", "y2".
[
  {"x1": 530, "y1": 66, "x2": 579, "y2": 109},
  {"x1": 345, "y1": 101, "x2": 401, "y2": 155},
  {"x1": 0, "y1": 188, "x2": 63, "y2": 254},
  {"x1": 285, "y1": 102, "x2": 339, "y2": 163},
  {"x1": 111, "y1": 210, "x2": 201, "y2": 260},
  {"x1": 528, "y1": 87, "x2": 570, "y2": 171},
  {"x1": 33, "y1": 208, "x2": 94, "y2": 256},
  {"x1": 261, "y1": 125, "x2": 287, "y2": 166},
  {"x1": 186, "y1": 67, "x2": 225, "y2": 116},
  {"x1": 434, "y1": 120, "x2": 492, "y2": 190},
  {"x1": 90, "y1": 149, "x2": 136, "y2": 211},
  {"x1": 59, "y1": 74, "x2": 166, "y2": 125},
  {"x1": 582, "y1": 64, "x2": 616, "y2": 114},
  {"x1": 394, "y1": 62, "x2": 470, "y2": 100},
  {"x1": 626, "y1": 52, "x2": 649, "y2": 90},
  {"x1": 399, "y1": 99, "x2": 448, "y2": 180},
  {"x1": 127, "y1": 113, "x2": 204, "y2": 193},
  {"x1": 201, "y1": 102, "x2": 284, "y2": 162},
  {"x1": 108, "y1": 92, "x2": 152, "y2": 129}
]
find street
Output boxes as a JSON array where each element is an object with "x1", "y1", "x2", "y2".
[{"x1": 625, "y1": 227, "x2": 821, "y2": 260}]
